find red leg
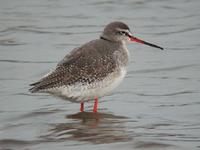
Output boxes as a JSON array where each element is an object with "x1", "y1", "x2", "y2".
[
  {"x1": 93, "y1": 97, "x2": 98, "y2": 113},
  {"x1": 80, "y1": 101, "x2": 84, "y2": 112}
]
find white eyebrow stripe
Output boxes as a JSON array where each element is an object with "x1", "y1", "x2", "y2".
[{"x1": 116, "y1": 28, "x2": 129, "y2": 32}]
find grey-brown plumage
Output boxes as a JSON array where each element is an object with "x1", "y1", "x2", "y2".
[
  {"x1": 29, "y1": 21, "x2": 131, "y2": 99},
  {"x1": 30, "y1": 39, "x2": 128, "y2": 92},
  {"x1": 30, "y1": 21, "x2": 163, "y2": 111}
]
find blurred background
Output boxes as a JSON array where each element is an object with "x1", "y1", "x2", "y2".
[{"x1": 0, "y1": 0, "x2": 200, "y2": 150}]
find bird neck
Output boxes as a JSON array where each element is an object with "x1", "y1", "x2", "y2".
[{"x1": 100, "y1": 36, "x2": 113, "y2": 42}]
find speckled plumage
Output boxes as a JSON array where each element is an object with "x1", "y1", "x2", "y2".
[{"x1": 29, "y1": 21, "x2": 130, "y2": 101}]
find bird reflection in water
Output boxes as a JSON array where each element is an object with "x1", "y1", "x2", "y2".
[{"x1": 43, "y1": 112, "x2": 133, "y2": 144}]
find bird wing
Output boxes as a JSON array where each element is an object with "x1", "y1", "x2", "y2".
[{"x1": 29, "y1": 40, "x2": 117, "y2": 93}]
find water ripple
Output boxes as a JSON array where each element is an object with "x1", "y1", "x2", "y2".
[
  {"x1": 0, "y1": 139, "x2": 38, "y2": 146},
  {"x1": 135, "y1": 90, "x2": 196, "y2": 97},
  {"x1": 0, "y1": 26, "x2": 99, "y2": 36},
  {"x1": 128, "y1": 64, "x2": 198, "y2": 75},
  {"x1": 134, "y1": 141, "x2": 174, "y2": 149},
  {"x1": 152, "y1": 26, "x2": 200, "y2": 36},
  {"x1": 0, "y1": 39, "x2": 25, "y2": 46},
  {"x1": 0, "y1": 59, "x2": 56, "y2": 64},
  {"x1": 113, "y1": 90, "x2": 197, "y2": 97}
]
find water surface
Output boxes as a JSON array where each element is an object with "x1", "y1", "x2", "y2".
[{"x1": 0, "y1": 0, "x2": 200, "y2": 149}]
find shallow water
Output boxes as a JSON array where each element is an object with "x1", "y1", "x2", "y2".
[{"x1": 0, "y1": 0, "x2": 200, "y2": 149}]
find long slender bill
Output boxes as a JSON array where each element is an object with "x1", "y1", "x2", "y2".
[{"x1": 129, "y1": 36, "x2": 164, "y2": 50}]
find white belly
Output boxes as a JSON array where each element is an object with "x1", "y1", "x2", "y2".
[{"x1": 46, "y1": 68, "x2": 127, "y2": 101}]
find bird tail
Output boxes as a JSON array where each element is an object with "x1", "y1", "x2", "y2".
[{"x1": 29, "y1": 81, "x2": 41, "y2": 93}]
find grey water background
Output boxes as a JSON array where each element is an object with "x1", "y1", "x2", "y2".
[{"x1": 0, "y1": 0, "x2": 200, "y2": 149}]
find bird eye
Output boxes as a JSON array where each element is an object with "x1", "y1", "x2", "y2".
[{"x1": 118, "y1": 31, "x2": 127, "y2": 36}]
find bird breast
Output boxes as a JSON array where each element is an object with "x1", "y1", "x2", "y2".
[{"x1": 113, "y1": 43, "x2": 129, "y2": 67}]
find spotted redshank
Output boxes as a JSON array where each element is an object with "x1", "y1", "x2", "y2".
[{"x1": 29, "y1": 21, "x2": 163, "y2": 113}]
